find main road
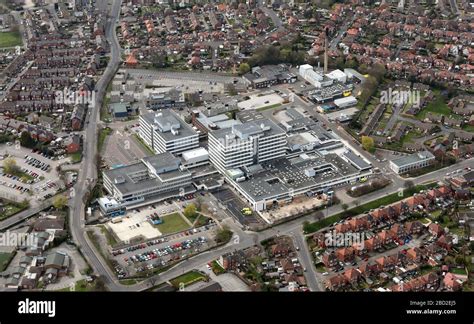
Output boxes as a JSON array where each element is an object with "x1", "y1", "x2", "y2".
[{"x1": 68, "y1": 0, "x2": 127, "y2": 291}]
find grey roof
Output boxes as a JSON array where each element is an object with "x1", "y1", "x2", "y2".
[
  {"x1": 110, "y1": 103, "x2": 129, "y2": 114},
  {"x1": 141, "y1": 110, "x2": 197, "y2": 141},
  {"x1": 142, "y1": 152, "x2": 181, "y2": 174},
  {"x1": 103, "y1": 154, "x2": 192, "y2": 196},
  {"x1": 19, "y1": 255, "x2": 33, "y2": 264},
  {"x1": 391, "y1": 151, "x2": 435, "y2": 168},
  {"x1": 211, "y1": 119, "x2": 285, "y2": 143},
  {"x1": 236, "y1": 152, "x2": 359, "y2": 201},
  {"x1": 343, "y1": 150, "x2": 371, "y2": 171},
  {"x1": 45, "y1": 252, "x2": 68, "y2": 268}
]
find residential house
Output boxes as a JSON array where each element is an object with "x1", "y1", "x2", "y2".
[
  {"x1": 428, "y1": 223, "x2": 444, "y2": 237},
  {"x1": 443, "y1": 273, "x2": 462, "y2": 291},
  {"x1": 336, "y1": 247, "x2": 355, "y2": 263}
]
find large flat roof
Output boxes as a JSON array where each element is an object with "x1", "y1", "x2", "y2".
[
  {"x1": 391, "y1": 151, "x2": 435, "y2": 168},
  {"x1": 141, "y1": 110, "x2": 197, "y2": 141},
  {"x1": 210, "y1": 119, "x2": 285, "y2": 144},
  {"x1": 235, "y1": 151, "x2": 361, "y2": 201},
  {"x1": 103, "y1": 154, "x2": 191, "y2": 196}
]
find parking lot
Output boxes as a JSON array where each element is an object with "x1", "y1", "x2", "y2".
[
  {"x1": 0, "y1": 144, "x2": 67, "y2": 204},
  {"x1": 126, "y1": 69, "x2": 244, "y2": 94},
  {"x1": 101, "y1": 122, "x2": 151, "y2": 167},
  {"x1": 111, "y1": 224, "x2": 217, "y2": 277}
]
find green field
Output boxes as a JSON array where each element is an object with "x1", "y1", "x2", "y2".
[
  {"x1": 210, "y1": 260, "x2": 225, "y2": 275},
  {"x1": 170, "y1": 271, "x2": 207, "y2": 288},
  {"x1": 100, "y1": 225, "x2": 118, "y2": 247},
  {"x1": 0, "y1": 200, "x2": 28, "y2": 221},
  {"x1": 415, "y1": 91, "x2": 452, "y2": 120},
  {"x1": 0, "y1": 252, "x2": 12, "y2": 271},
  {"x1": 97, "y1": 127, "x2": 112, "y2": 152},
  {"x1": 0, "y1": 31, "x2": 22, "y2": 48},
  {"x1": 69, "y1": 152, "x2": 82, "y2": 164},
  {"x1": 451, "y1": 268, "x2": 467, "y2": 276},
  {"x1": 155, "y1": 212, "x2": 190, "y2": 235}
]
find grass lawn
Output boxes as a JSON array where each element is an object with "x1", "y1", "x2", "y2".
[
  {"x1": 0, "y1": 200, "x2": 28, "y2": 221},
  {"x1": 0, "y1": 252, "x2": 12, "y2": 271},
  {"x1": 183, "y1": 211, "x2": 209, "y2": 227},
  {"x1": 73, "y1": 279, "x2": 94, "y2": 292},
  {"x1": 256, "y1": 103, "x2": 282, "y2": 112},
  {"x1": 210, "y1": 260, "x2": 225, "y2": 275},
  {"x1": 100, "y1": 96, "x2": 112, "y2": 122},
  {"x1": 420, "y1": 218, "x2": 431, "y2": 225},
  {"x1": 462, "y1": 124, "x2": 474, "y2": 133},
  {"x1": 415, "y1": 90, "x2": 452, "y2": 120},
  {"x1": 194, "y1": 214, "x2": 210, "y2": 227},
  {"x1": 170, "y1": 271, "x2": 207, "y2": 288},
  {"x1": 0, "y1": 31, "x2": 22, "y2": 48},
  {"x1": 451, "y1": 267, "x2": 467, "y2": 276},
  {"x1": 69, "y1": 152, "x2": 82, "y2": 164},
  {"x1": 99, "y1": 225, "x2": 118, "y2": 247},
  {"x1": 119, "y1": 278, "x2": 141, "y2": 285},
  {"x1": 155, "y1": 212, "x2": 190, "y2": 235},
  {"x1": 58, "y1": 279, "x2": 98, "y2": 292},
  {"x1": 431, "y1": 210, "x2": 443, "y2": 219},
  {"x1": 132, "y1": 134, "x2": 154, "y2": 155},
  {"x1": 315, "y1": 264, "x2": 326, "y2": 273},
  {"x1": 97, "y1": 127, "x2": 112, "y2": 152}
]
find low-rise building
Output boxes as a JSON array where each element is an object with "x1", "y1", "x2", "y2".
[{"x1": 389, "y1": 151, "x2": 435, "y2": 174}]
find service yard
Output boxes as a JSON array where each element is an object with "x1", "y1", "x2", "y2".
[{"x1": 101, "y1": 121, "x2": 151, "y2": 168}]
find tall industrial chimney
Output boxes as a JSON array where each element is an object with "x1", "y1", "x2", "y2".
[{"x1": 324, "y1": 27, "x2": 329, "y2": 74}]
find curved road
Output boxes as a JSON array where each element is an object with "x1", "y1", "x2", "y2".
[{"x1": 69, "y1": 0, "x2": 126, "y2": 291}]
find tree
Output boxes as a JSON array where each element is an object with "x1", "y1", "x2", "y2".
[
  {"x1": 215, "y1": 227, "x2": 233, "y2": 244},
  {"x1": 183, "y1": 203, "x2": 197, "y2": 219},
  {"x1": 358, "y1": 75, "x2": 378, "y2": 107},
  {"x1": 53, "y1": 195, "x2": 68, "y2": 210},
  {"x1": 20, "y1": 131, "x2": 36, "y2": 148},
  {"x1": 403, "y1": 180, "x2": 415, "y2": 191},
  {"x1": 455, "y1": 255, "x2": 466, "y2": 266},
  {"x1": 361, "y1": 136, "x2": 375, "y2": 153},
  {"x1": 3, "y1": 157, "x2": 20, "y2": 175},
  {"x1": 194, "y1": 196, "x2": 203, "y2": 210},
  {"x1": 238, "y1": 63, "x2": 250, "y2": 75}
]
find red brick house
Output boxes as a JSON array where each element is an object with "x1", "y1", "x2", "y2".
[
  {"x1": 336, "y1": 247, "x2": 355, "y2": 263},
  {"x1": 428, "y1": 223, "x2": 444, "y2": 237},
  {"x1": 344, "y1": 268, "x2": 361, "y2": 284},
  {"x1": 443, "y1": 273, "x2": 462, "y2": 291}
]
